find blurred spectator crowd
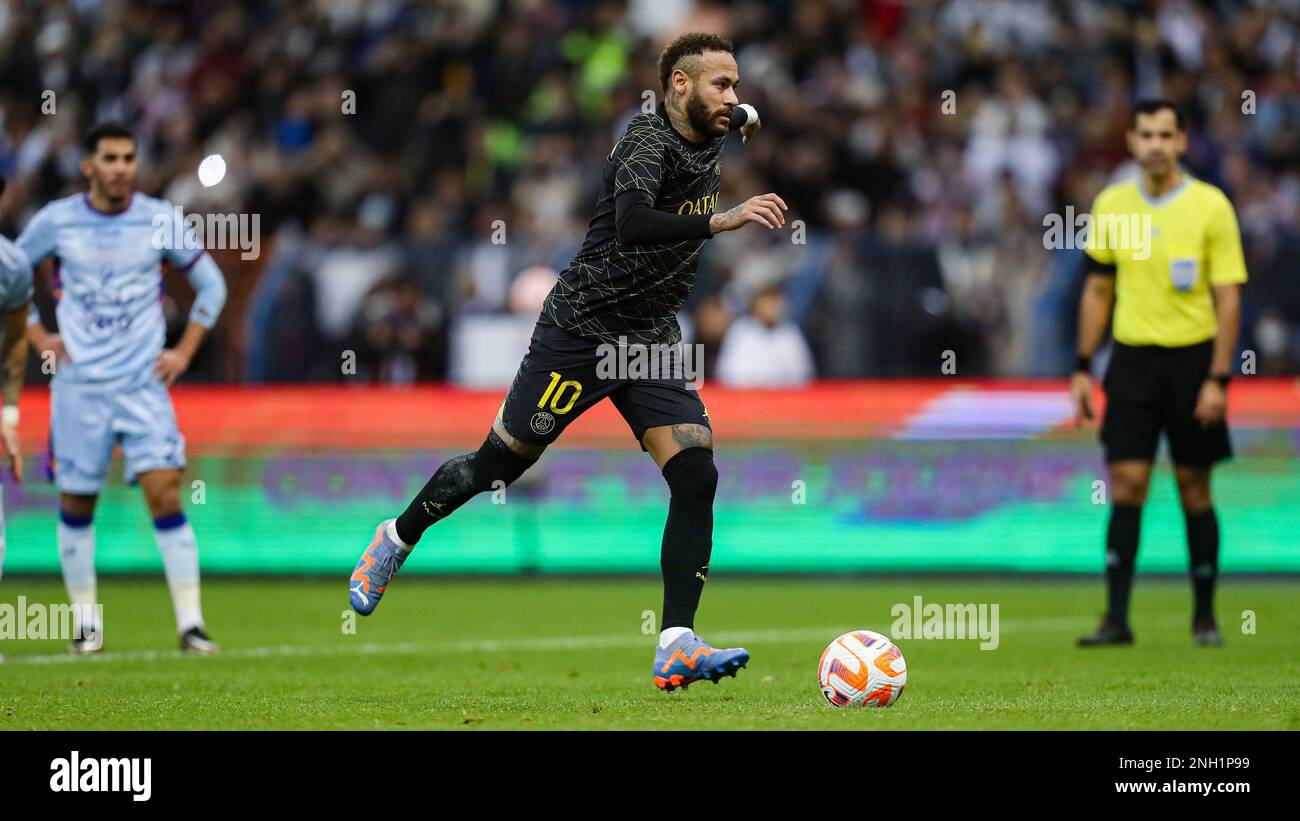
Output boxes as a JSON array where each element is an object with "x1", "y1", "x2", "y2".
[{"x1": 1, "y1": 0, "x2": 1297, "y2": 384}]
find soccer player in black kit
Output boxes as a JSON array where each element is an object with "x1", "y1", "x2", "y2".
[{"x1": 349, "y1": 32, "x2": 787, "y2": 691}]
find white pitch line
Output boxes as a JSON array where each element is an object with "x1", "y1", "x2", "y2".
[{"x1": 0, "y1": 616, "x2": 1163, "y2": 667}]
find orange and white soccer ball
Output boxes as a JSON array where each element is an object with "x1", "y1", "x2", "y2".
[{"x1": 818, "y1": 630, "x2": 908, "y2": 707}]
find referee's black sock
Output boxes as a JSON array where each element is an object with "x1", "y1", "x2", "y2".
[
  {"x1": 1185, "y1": 507, "x2": 1220, "y2": 624},
  {"x1": 1105, "y1": 503, "x2": 1142, "y2": 626},
  {"x1": 659, "y1": 447, "x2": 717, "y2": 631},
  {"x1": 394, "y1": 431, "x2": 537, "y2": 546}
]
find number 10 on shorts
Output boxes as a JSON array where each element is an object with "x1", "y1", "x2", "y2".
[{"x1": 538, "y1": 372, "x2": 582, "y2": 414}]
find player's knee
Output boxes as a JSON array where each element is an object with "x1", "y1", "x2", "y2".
[
  {"x1": 60, "y1": 494, "x2": 98, "y2": 519},
  {"x1": 1175, "y1": 471, "x2": 1212, "y2": 513},
  {"x1": 151, "y1": 480, "x2": 181, "y2": 507},
  {"x1": 1179, "y1": 490, "x2": 1212, "y2": 514},
  {"x1": 1111, "y1": 484, "x2": 1146, "y2": 507},
  {"x1": 141, "y1": 479, "x2": 182, "y2": 518},
  {"x1": 661, "y1": 447, "x2": 717, "y2": 506},
  {"x1": 1108, "y1": 468, "x2": 1149, "y2": 506}
]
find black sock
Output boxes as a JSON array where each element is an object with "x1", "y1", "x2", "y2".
[
  {"x1": 659, "y1": 448, "x2": 717, "y2": 632},
  {"x1": 1185, "y1": 507, "x2": 1220, "y2": 624},
  {"x1": 394, "y1": 431, "x2": 536, "y2": 546},
  {"x1": 1105, "y1": 503, "x2": 1142, "y2": 626}
]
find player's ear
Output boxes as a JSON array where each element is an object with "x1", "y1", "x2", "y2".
[
  {"x1": 673, "y1": 67, "x2": 689, "y2": 96},
  {"x1": 80, "y1": 156, "x2": 93, "y2": 180}
]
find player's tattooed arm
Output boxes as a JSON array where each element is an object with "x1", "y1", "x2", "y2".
[{"x1": 708, "y1": 193, "x2": 788, "y2": 234}]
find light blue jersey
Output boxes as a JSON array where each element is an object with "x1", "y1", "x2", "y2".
[
  {"x1": 0, "y1": 235, "x2": 34, "y2": 313},
  {"x1": 18, "y1": 193, "x2": 226, "y2": 492},
  {"x1": 17, "y1": 193, "x2": 216, "y2": 388}
]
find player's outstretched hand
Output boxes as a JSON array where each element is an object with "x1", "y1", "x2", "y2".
[
  {"x1": 156, "y1": 348, "x2": 192, "y2": 387},
  {"x1": 709, "y1": 193, "x2": 788, "y2": 234},
  {"x1": 2, "y1": 422, "x2": 21, "y2": 483},
  {"x1": 1069, "y1": 370, "x2": 1094, "y2": 425}
]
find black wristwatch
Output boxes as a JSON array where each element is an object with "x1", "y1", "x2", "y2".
[
  {"x1": 1074, "y1": 355, "x2": 1092, "y2": 374},
  {"x1": 1209, "y1": 374, "x2": 1231, "y2": 388}
]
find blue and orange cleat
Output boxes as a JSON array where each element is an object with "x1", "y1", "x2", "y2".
[
  {"x1": 349, "y1": 520, "x2": 411, "y2": 615},
  {"x1": 652, "y1": 632, "x2": 749, "y2": 692}
]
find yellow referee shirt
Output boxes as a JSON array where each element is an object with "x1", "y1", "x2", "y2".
[{"x1": 1084, "y1": 176, "x2": 1247, "y2": 347}]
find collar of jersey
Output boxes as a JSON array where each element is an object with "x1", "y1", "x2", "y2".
[
  {"x1": 82, "y1": 193, "x2": 135, "y2": 217},
  {"x1": 1134, "y1": 175, "x2": 1191, "y2": 209}
]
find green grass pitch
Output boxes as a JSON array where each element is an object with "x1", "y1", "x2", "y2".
[{"x1": 1, "y1": 576, "x2": 1297, "y2": 730}]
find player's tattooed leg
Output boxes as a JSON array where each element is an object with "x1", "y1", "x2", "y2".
[
  {"x1": 493, "y1": 416, "x2": 546, "y2": 460},
  {"x1": 670, "y1": 422, "x2": 713, "y2": 451},
  {"x1": 645, "y1": 422, "x2": 717, "y2": 634},
  {"x1": 658, "y1": 445, "x2": 717, "y2": 630},
  {"x1": 642, "y1": 423, "x2": 712, "y2": 469}
]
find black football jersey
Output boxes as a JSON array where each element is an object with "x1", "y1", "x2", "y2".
[{"x1": 542, "y1": 103, "x2": 724, "y2": 346}]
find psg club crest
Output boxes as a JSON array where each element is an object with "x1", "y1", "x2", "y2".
[{"x1": 530, "y1": 412, "x2": 556, "y2": 436}]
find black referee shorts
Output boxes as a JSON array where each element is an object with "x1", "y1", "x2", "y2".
[
  {"x1": 497, "y1": 320, "x2": 710, "y2": 448},
  {"x1": 1100, "y1": 340, "x2": 1231, "y2": 467}
]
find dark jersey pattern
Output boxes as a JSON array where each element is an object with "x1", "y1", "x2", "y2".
[{"x1": 542, "y1": 102, "x2": 724, "y2": 346}]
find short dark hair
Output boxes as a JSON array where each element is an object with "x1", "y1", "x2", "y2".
[
  {"x1": 84, "y1": 121, "x2": 135, "y2": 155},
  {"x1": 657, "y1": 32, "x2": 735, "y2": 93},
  {"x1": 1130, "y1": 99, "x2": 1185, "y2": 131}
]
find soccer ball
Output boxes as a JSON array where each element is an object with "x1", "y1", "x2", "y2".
[{"x1": 818, "y1": 630, "x2": 907, "y2": 707}]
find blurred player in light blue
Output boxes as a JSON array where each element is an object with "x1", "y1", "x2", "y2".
[
  {"x1": 0, "y1": 175, "x2": 37, "y2": 666},
  {"x1": 17, "y1": 123, "x2": 227, "y2": 655}
]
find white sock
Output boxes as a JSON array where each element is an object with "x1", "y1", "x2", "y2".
[
  {"x1": 659, "y1": 626, "x2": 693, "y2": 649},
  {"x1": 58, "y1": 517, "x2": 99, "y2": 637},
  {"x1": 154, "y1": 515, "x2": 203, "y2": 634},
  {"x1": 386, "y1": 519, "x2": 411, "y2": 552}
]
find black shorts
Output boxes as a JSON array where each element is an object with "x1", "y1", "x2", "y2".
[
  {"x1": 498, "y1": 320, "x2": 710, "y2": 448},
  {"x1": 1100, "y1": 340, "x2": 1231, "y2": 467}
]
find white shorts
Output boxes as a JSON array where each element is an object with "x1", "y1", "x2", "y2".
[{"x1": 50, "y1": 378, "x2": 187, "y2": 494}]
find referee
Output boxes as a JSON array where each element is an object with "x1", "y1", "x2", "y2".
[{"x1": 1071, "y1": 99, "x2": 1247, "y2": 648}]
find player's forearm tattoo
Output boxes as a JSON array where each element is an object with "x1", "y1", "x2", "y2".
[{"x1": 711, "y1": 203, "x2": 745, "y2": 233}]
